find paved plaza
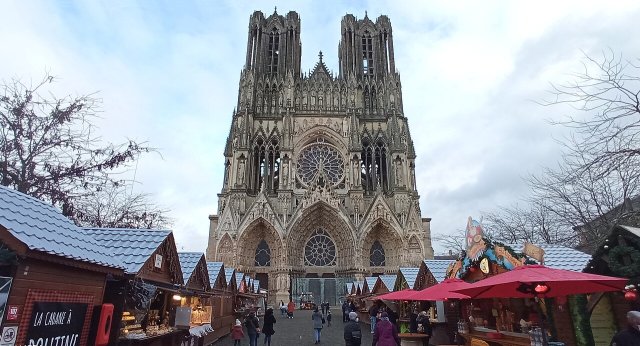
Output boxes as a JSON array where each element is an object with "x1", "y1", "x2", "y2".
[{"x1": 212, "y1": 309, "x2": 373, "y2": 346}]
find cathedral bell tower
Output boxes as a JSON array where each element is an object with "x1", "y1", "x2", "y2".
[{"x1": 207, "y1": 9, "x2": 433, "y2": 305}]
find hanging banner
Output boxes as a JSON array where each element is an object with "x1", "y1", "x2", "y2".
[{"x1": 25, "y1": 302, "x2": 88, "y2": 345}]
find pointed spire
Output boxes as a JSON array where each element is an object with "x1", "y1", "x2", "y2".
[
  {"x1": 274, "y1": 6, "x2": 277, "y2": 15},
  {"x1": 318, "y1": 50, "x2": 323, "y2": 63}
]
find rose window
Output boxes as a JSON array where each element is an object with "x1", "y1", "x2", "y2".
[
  {"x1": 297, "y1": 144, "x2": 344, "y2": 187},
  {"x1": 304, "y1": 229, "x2": 337, "y2": 266}
]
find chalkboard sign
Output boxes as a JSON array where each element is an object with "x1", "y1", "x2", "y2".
[{"x1": 26, "y1": 302, "x2": 88, "y2": 345}]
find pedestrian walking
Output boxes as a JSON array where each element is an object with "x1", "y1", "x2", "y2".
[
  {"x1": 231, "y1": 319, "x2": 244, "y2": 346},
  {"x1": 344, "y1": 311, "x2": 362, "y2": 346},
  {"x1": 373, "y1": 312, "x2": 400, "y2": 346},
  {"x1": 321, "y1": 301, "x2": 326, "y2": 315},
  {"x1": 611, "y1": 310, "x2": 640, "y2": 345},
  {"x1": 279, "y1": 300, "x2": 286, "y2": 317},
  {"x1": 261, "y1": 308, "x2": 276, "y2": 346},
  {"x1": 244, "y1": 311, "x2": 260, "y2": 346},
  {"x1": 368, "y1": 302, "x2": 379, "y2": 334},
  {"x1": 312, "y1": 307, "x2": 324, "y2": 344},
  {"x1": 327, "y1": 310, "x2": 332, "y2": 327},
  {"x1": 287, "y1": 299, "x2": 295, "y2": 318},
  {"x1": 342, "y1": 300, "x2": 350, "y2": 322}
]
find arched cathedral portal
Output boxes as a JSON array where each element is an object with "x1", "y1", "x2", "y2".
[{"x1": 206, "y1": 9, "x2": 434, "y2": 305}]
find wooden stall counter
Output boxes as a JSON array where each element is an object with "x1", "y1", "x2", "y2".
[
  {"x1": 459, "y1": 329, "x2": 530, "y2": 346},
  {"x1": 398, "y1": 333, "x2": 429, "y2": 346}
]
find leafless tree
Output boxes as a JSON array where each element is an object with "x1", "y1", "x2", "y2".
[
  {"x1": 0, "y1": 73, "x2": 169, "y2": 227},
  {"x1": 486, "y1": 52, "x2": 640, "y2": 253},
  {"x1": 73, "y1": 184, "x2": 171, "y2": 229}
]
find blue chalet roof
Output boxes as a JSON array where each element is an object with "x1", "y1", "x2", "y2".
[
  {"x1": 531, "y1": 244, "x2": 591, "y2": 272},
  {"x1": 424, "y1": 259, "x2": 453, "y2": 283},
  {"x1": 235, "y1": 272, "x2": 245, "y2": 289},
  {"x1": 0, "y1": 186, "x2": 123, "y2": 269},
  {"x1": 399, "y1": 267, "x2": 420, "y2": 289},
  {"x1": 253, "y1": 280, "x2": 260, "y2": 293},
  {"x1": 346, "y1": 282, "x2": 353, "y2": 294},
  {"x1": 206, "y1": 262, "x2": 224, "y2": 289},
  {"x1": 379, "y1": 275, "x2": 397, "y2": 292},
  {"x1": 225, "y1": 268, "x2": 235, "y2": 286},
  {"x1": 81, "y1": 228, "x2": 171, "y2": 274},
  {"x1": 178, "y1": 252, "x2": 203, "y2": 285},
  {"x1": 365, "y1": 277, "x2": 378, "y2": 292}
]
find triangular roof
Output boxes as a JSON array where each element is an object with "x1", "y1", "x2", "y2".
[
  {"x1": 364, "y1": 277, "x2": 378, "y2": 294},
  {"x1": 424, "y1": 260, "x2": 452, "y2": 283},
  {"x1": 178, "y1": 252, "x2": 210, "y2": 291},
  {"x1": 81, "y1": 228, "x2": 182, "y2": 285},
  {"x1": 345, "y1": 282, "x2": 353, "y2": 295},
  {"x1": 206, "y1": 262, "x2": 225, "y2": 290},
  {"x1": 397, "y1": 267, "x2": 420, "y2": 290},
  {"x1": 253, "y1": 280, "x2": 260, "y2": 293},
  {"x1": 0, "y1": 186, "x2": 123, "y2": 270},
  {"x1": 235, "y1": 272, "x2": 245, "y2": 290},
  {"x1": 379, "y1": 275, "x2": 397, "y2": 292},
  {"x1": 225, "y1": 267, "x2": 236, "y2": 287}
]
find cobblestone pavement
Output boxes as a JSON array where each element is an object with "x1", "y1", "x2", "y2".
[{"x1": 212, "y1": 309, "x2": 373, "y2": 346}]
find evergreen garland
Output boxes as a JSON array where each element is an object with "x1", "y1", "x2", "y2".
[
  {"x1": 608, "y1": 245, "x2": 640, "y2": 278},
  {"x1": 568, "y1": 295, "x2": 595, "y2": 346}
]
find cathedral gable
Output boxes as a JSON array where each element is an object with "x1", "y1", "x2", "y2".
[
  {"x1": 237, "y1": 191, "x2": 283, "y2": 237},
  {"x1": 359, "y1": 192, "x2": 403, "y2": 235}
]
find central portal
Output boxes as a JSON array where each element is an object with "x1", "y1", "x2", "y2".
[{"x1": 291, "y1": 275, "x2": 352, "y2": 306}]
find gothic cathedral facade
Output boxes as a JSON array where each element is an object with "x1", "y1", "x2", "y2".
[{"x1": 206, "y1": 10, "x2": 434, "y2": 304}]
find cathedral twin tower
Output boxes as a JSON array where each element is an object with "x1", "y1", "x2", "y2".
[{"x1": 206, "y1": 9, "x2": 433, "y2": 304}]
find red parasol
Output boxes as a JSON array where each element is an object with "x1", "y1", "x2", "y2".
[
  {"x1": 371, "y1": 289, "x2": 415, "y2": 300},
  {"x1": 406, "y1": 278, "x2": 472, "y2": 301},
  {"x1": 453, "y1": 265, "x2": 627, "y2": 299}
]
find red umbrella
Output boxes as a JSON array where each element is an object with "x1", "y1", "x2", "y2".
[
  {"x1": 372, "y1": 289, "x2": 416, "y2": 300},
  {"x1": 453, "y1": 264, "x2": 627, "y2": 299},
  {"x1": 406, "y1": 278, "x2": 472, "y2": 301}
]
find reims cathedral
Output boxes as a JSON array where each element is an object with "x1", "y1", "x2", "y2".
[{"x1": 206, "y1": 10, "x2": 434, "y2": 304}]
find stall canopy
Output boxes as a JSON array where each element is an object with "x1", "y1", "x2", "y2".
[
  {"x1": 178, "y1": 252, "x2": 210, "y2": 291},
  {"x1": 81, "y1": 228, "x2": 183, "y2": 285},
  {"x1": 206, "y1": 261, "x2": 226, "y2": 290},
  {"x1": 407, "y1": 278, "x2": 471, "y2": 301},
  {"x1": 454, "y1": 264, "x2": 628, "y2": 299},
  {"x1": 0, "y1": 186, "x2": 124, "y2": 273}
]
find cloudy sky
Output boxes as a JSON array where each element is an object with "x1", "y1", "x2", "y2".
[{"x1": 2, "y1": 0, "x2": 640, "y2": 254}]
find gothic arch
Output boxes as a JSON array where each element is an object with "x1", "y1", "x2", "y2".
[
  {"x1": 293, "y1": 124, "x2": 346, "y2": 152},
  {"x1": 361, "y1": 219, "x2": 403, "y2": 269},
  {"x1": 216, "y1": 233, "x2": 235, "y2": 265},
  {"x1": 287, "y1": 201, "x2": 356, "y2": 270},
  {"x1": 236, "y1": 218, "x2": 285, "y2": 270}
]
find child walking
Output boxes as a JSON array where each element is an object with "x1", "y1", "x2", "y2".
[
  {"x1": 326, "y1": 310, "x2": 332, "y2": 327},
  {"x1": 231, "y1": 319, "x2": 244, "y2": 346}
]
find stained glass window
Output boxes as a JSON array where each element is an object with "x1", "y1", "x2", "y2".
[
  {"x1": 370, "y1": 240, "x2": 386, "y2": 266},
  {"x1": 255, "y1": 239, "x2": 271, "y2": 266},
  {"x1": 297, "y1": 144, "x2": 344, "y2": 187},
  {"x1": 304, "y1": 229, "x2": 337, "y2": 266}
]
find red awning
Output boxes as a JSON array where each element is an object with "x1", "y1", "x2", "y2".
[
  {"x1": 453, "y1": 265, "x2": 627, "y2": 299},
  {"x1": 406, "y1": 278, "x2": 472, "y2": 301}
]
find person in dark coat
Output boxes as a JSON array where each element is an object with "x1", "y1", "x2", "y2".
[
  {"x1": 408, "y1": 309, "x2": 419, "y2": 333},
  {"x1": 312, "y1": 307, "x2": 324, "y2": 344},
  {"x1": 342, "y1": 301, "x2": 350, "y2": 322},
  {"x1": 611, "y1": 310, "x2": 640, "y2": 346},
  {"x1": 416, "y1": 311, "x2": 432, "y2": 346},
  {"x1": 344, "y1": 311, "x2": 362, "y2": 346},
  {"x1": 244, "y1": 311, "x2": 260, "y2": 346},
  {"x1": 261, "y1": 308, "x2": 276, "y2": 346},
  {"x1": 373, "y1": 312, "x2": 400, "y2": 346}
]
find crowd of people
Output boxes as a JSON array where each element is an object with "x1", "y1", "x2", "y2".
[{"x1": 231, "y1": 298, "x2": 433, "y2": 346}]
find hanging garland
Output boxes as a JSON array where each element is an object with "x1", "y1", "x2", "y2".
[{"x1": 608, "y1": 245, "x2": 640, "y2": 278}]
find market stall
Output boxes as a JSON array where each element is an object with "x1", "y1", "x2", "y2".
[
  {"x1": 445, "y1": 217, "x2": 624, "y2": 346},
  {"x1": 584, "y1": 224, "x2": 640, "y2": 345},
  {"x1": 82, "y1": 228, "x2": 187, "y2": 345},
  {"x1": 177, "y1": 252, "x2": 215, "y2": 345},
  {"x1": 206, "y1": 261, "x2": 234, "y2": 342},
  {"x1": 0, "y1": 186, "x2": 125, "y2": 346}
]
